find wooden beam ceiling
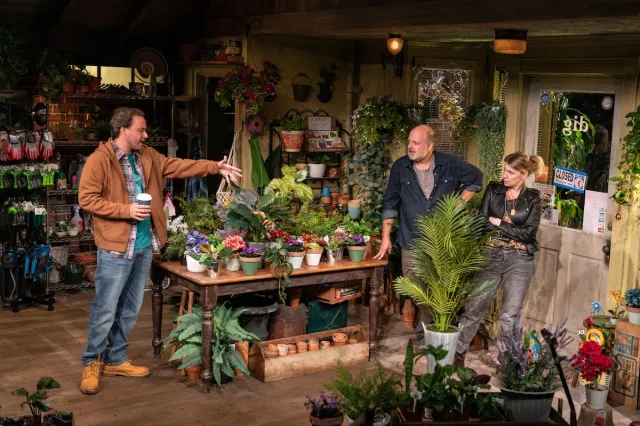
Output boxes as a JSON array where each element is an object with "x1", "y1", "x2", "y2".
[
  {"x1": 118, "y1": 0, "x2": 153, "y2": 47},
  {"x1": 202, "y1": 0, "x2": 640, "y2": 39}
]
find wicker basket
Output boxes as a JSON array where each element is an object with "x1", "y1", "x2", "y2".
[{"x1": 70, "y1": 251, "x2": 97, "y2": 265}]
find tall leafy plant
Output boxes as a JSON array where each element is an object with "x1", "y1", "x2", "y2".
[
  {"x1": 553, "y1": 94, "x2": 595, "y2": 172},
  {"x1": 475, "y1": 102, "x2": 507, "y2": 183},
  {"x1": 11, "y1": 377, "x2": 60, "y2": 425},
  {"x1": 347, "y1": 141, "x2": 391, "y2": 211},
  {"x1": 162, "y1": 304, "x2": 259, "y2": 387},
  {"x1": 352, "y1": 96, "x2": 409, "y2": 146},
  {"x1": 264, "y1": 239, "x2": 293, "y2": 303},
  {"x1": 394, "y1": 195, "x2": 494, "y2": 332},
  {"x1": 612, "y1": 105, "x2": 640, "y2": 208}
]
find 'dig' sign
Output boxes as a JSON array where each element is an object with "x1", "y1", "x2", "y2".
[
  {"x1": 562, "y1": 115, "x2": 589, "y2": 136},
  {"x1": 553, "y1": 166, "x2": 587, "y2": 194}
]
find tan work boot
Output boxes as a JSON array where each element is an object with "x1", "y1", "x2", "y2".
[
  {"x1": 102, "y1": 360, "x2": 150, "y2": 378},
  {"x1": 80, "y1": 358, "x2": 102, "y2": 395}
]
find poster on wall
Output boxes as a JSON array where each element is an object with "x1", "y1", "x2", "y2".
[
  {"x1": 553, "y1": 166, "x2": 588, "y2": 194},
  {"x1": 534, "y1": 183, "x2": 557, "y2": 225},
  {"x1": 583, "y1": 190, "x2": 608, "y2": 235}
]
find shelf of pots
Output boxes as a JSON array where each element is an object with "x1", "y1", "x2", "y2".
[
  {"x1": 393, "y1": 195, "x2": 494, "y2": 371},
  {"x1": 161, "y1": 304, "x2": 260, "y2": 387}
]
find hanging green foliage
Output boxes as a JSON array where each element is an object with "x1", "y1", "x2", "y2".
[
  {"x1": 452, "y1": 106, "x2": 478, "y2": 158},
  {"x1": 612, "y1": 105, "x2": 640, "y2": 208},
  {"x1": 352, "y1": 96, "x2": 409, "y2": 146},
  {"x1": 249, "y1": 134, "x2": 270, "y2": 192},
  {"x1": 347, "y1": 141, "x2": 391, "y2": 212},
  {"x1": 475, "y1": 102, "x2": 507, "y2": 183}
]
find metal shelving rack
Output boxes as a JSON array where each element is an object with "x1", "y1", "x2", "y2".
[{"x1": 45, "y1": 91, "x2": 176, "y2": 292}]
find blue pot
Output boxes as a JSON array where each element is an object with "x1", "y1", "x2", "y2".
[
  {"x1": 348, "y1": 206, "x2": 361, "y2": 220},
  {"x1": 321, "y1": 187, "x2": 331, "y2": 198}
]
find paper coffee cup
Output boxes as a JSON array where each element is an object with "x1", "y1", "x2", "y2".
[{"x1": 136, "y1": 193, "x2": 152, "y2": 206}]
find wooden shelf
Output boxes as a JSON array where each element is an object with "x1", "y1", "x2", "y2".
[
  {"x1": 305, "y1": 177, "x2": 341, "y2": 181},
  {"x1": 49, "y1": 233, "x2": 94, "y2": 243},
  {"x1": 54, "y1": 140, "x2": 168, "y2": 147},
  {"x1": 48, "y1": 189, "x2": 78, "y2": 196},
  {"x1": 61, "y1": 93, "x2": 174, "y2": 101}
]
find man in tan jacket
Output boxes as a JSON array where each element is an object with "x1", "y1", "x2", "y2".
[{"x1": 78, "y1": 107, "x2": 241, "y2": 394}]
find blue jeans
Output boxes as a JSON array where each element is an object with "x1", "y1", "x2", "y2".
[{"x1": 82, "y1": 247, "x2": 153, "y2": 366}]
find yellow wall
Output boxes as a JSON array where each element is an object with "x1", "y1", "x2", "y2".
[{"x1": 85, "y1": 66, "x2": 131, "y2": 86}]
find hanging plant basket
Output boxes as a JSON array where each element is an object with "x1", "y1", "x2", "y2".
[{"x1": 292, "y1": 73, "x2": 312, "y2": 102}]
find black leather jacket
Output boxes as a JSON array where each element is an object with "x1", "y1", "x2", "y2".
[{"x1": 481, "y1": 181, "x2": 542, "y2": 252}]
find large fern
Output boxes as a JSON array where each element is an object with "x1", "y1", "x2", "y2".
[
  {"x1": 161, "y1": 303, "x2": 260, "y2": 387},
  {"x1": 394, "y1": 194, "x2": 495, "y2": 332}
]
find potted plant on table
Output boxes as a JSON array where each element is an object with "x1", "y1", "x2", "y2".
[
  {"x1": 625, "y1": 288, "x2": 640, "y2": 325},
  {"x1": 222, "y1": 235, "x2": 245, "y2": 271},
  {"x1": 287, "y1": 239, "x2": 306, "y2": 270},
  {"x1": 570, "y1": 340, "x2": 614, "y2": 410},
  {"x1": 304, "y1": 391, "x2": 344, "y2": 426},
  {"x1": 265, "y1": 165, "x2": 313, "y2": 207},
  {"x1": 162, "y1": 216, "x2": 189, "y2": 264},
  {"x1": 265, "y1": 238, "x2": 293, "y2": 304},
  {"x1": 608, "y1": 290, "x2": 625, "y2": 326},
  {"x1": 305, "y1": 242, "x2": 324, "y2": 266},
  {"x1": 346, "y1": 235, "x2": 367, "y2": 263},
  {"x1": 195, "y1": 234, "x2": 230, "y2": 278},
  {"x1": 11, "y1": 376, "x2": 61, "y2": 426},
  {"x1": 308, "y1": 155, "x2": 331, "y2": 178},
  {"x1": 239, "y1": 247, "x2": 262, "y2": 276},
  {"x1": 184, "y1": 230, "x2": 209, "y2": 273},
  {"x1": 495, "y1": 316, "x2": 572, "y2": 423},
  {"x1": 394, "y1": 194, "x2": 494, "y2": 370},
  {"x1": 162, "y1": 304, "x2": 260, "y2": 387},
  {"x1": 75, "y1": 69, "x2": 92, "y2": 92},
  {"x1": 323, "y1": 235, "x2": 343, "y2": 265},
  {"x1": 279, "y1": 115, "x2": 307, "y2": 152}
]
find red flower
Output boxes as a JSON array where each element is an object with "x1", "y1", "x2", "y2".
[
  {"x1": 269, "y1": 229, "x2": 291, "y2": 242},
  {"x1": 570, "y1": 341, "x2": 614, "y2": 383}
]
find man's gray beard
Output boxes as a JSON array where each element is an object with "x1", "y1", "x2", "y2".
[{"x1": 409, "y1": 151, "x2": 426, "y2": 162}]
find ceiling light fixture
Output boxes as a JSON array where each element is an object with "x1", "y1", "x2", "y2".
[
  {"x1": 387, "y1": 34, "x2": 404, "y2": 55},
  {"x1": 494, "y1": 29, "x2": 528, "y2": 55}
]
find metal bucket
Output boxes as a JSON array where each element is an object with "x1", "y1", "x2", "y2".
[{"x1": 292, "y1": 73, "x2": 312, "y2": 102}]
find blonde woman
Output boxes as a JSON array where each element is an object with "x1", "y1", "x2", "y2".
[{"x1": 455, "y1": 152, "x2": 545, "y2": 367}]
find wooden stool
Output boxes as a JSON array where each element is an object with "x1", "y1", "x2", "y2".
[
  {"x1": 171, "y1": 287, "x2": 195, "y2": 376},
  {"x1": 577, "y1": 403, "x2": 614, "y2": 426}
]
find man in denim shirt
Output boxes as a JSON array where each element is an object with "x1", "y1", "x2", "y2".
[{"x1": 374, "y1": 125, "x2": 483, "y2": 340}]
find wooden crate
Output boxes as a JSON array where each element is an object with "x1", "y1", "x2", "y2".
[
  {"x1": 611, "y1": 320, "x2": 640, "y2": 409},
  {"x1": 248, "y1": 325, "x2": 368, "y2": 383}
]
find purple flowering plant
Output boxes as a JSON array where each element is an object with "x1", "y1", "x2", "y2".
[
  {"x1": 240, "y1": 247, "x2": 262, "y2": 258},
  {"x1": 304, "y1": 391, "x2": 342, "y2": 419},
  {"x1": 185, "y1": 230, "x2": 209, "y2": 256},
  {"x1": 495, "y1": 315, "x2": 572, "y2": 392},
  {"x1": 287, "y1": 240, "x2": 305, "y2": 253},
  {"x1": 346, "y1": 235, "x2": 366, "y2": 247}
]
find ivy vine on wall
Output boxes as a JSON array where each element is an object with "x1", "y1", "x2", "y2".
[
  {"x1": 612, "y1": 105, "x2": 640, "y2": 208},
  {"x1": 347, "y1": 142, "x2": 391, "y2": 211},
  {"x1": 452, "y1": 105, "x2": 478, "y2": 158},
  {"x1": 475, "y1": 102, "x2": 507, "y2": 183}
]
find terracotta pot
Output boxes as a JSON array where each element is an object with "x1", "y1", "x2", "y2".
[
  {"x1": 402, "y1": 299, "x2": 416, "y2": 327},
  {"x1": 76, "y1": 85, "x2": 89, "y2": 93},
  {"x1": 326, "y1": 166, "x2": 341, "y2": 177},
  {"x1": 365, "y1": 235, "x2": 378, "y2": 258},
  {"x1": 296, "y1": 341, "x2": 308, "y2": 352},
  {"x1": 287, "y1": 343, "x2": 298, "y2": 354},
  {"x1": 287, "y1": 287, "x2": 303, "y2": 308},
  {"x1": 321, "y1": 196, "x2": 331, "y2": 205},
  {"x1": 265, "y1": 344, "x2": 279, "y2": 358},
  {"x1": 330, "y1": 193, "x2": 339, "y2": 204},
  {"x1": 332, "y1": 332, "x2": 348, "y2": 346},
  {"x1": 234, "y1": 341, "x2": 249, "y2": 377},
  {"x1": 339, "y1": 195, "x2": 351, "y2": 205},
  {"x1": 185, "y1": 364, "x2": 202, "y2": 381},
  {"x1": 308, "y1": 339, "x2": 319, "y2": 351},
  {"x1": 281, "y1": 131, "x2": 305, "y2": 152},
  {"x1": 62, "y1": 81, "x2": 76, "y2": 93},
  {"x1": 347, "y1": 338, "x2": 358, "y2": 345},
  {"x1": 295, "y1": 163, "x2": 308, "y2": 171},
  {"x1": 277, "y1": 344, "x2": 288, "y2": 356},
  {"x1": 320, "y1": 341, "x2": 331, "y2": 350},
  {"x1": 88, "y1": 76, "x2": 101, "y2": 93}
]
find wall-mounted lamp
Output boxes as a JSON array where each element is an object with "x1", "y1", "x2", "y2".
[
  {"x1": 494, "y1": 29, "x2": 528, "y2": 54},
  {"x1": 387, "y1": 34, "x2": 404, "y2": 55}
]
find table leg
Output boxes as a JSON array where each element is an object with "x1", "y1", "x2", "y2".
[
  {"x1": 369, "y1": 266, "x2": 382, "y2": 356},
  {"x1": 200, "y1": 286, "x2": 218, "y2": 393},
  {"x1": 151, "y1": 263, "x2": 164, "y2": 358}
]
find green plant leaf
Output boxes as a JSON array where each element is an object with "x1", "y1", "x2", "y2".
[
  {"x1": 249, "y1": 134, "x2": 270, "y2": 190},
  {"x1": 12, "y1": 388, "x2": 29, "y2": 397}
]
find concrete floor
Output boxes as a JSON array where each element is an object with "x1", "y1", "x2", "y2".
[{"x1": 1, "y1": 289, "x2": 639, "y2": 425}]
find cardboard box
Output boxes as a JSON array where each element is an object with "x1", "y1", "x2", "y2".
[
  {"x1": 612, "y1": 320, "x2": 640, "y2": 409},
  {"x1": 312, "y1": 282, "x2": 361, "y2": 305}
]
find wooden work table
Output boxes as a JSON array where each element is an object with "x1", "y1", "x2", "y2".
[{"x1": 150, "y1": 256, "x2": 387, "y2": 393}]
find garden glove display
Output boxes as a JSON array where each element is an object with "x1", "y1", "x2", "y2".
[
  {"x1": 24, "y1": 132, "x2": 39, "y2": 161},
  {"x1": 7, "y1": 134, "x2": 22, "y2": 160},
  {"x1": 42, "y1": 170, "x2": 54, "y2": 187},
  {"x1": 40, "y1": 131, "x2": 54, "y2": 159}
]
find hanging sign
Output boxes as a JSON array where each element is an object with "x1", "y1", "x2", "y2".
[
  {"x1": 541, "y1": 92, "x2": 550, "y2": 105},
  {"x1": 553, "y1": 166, "x2": 587, "y2": 193}
]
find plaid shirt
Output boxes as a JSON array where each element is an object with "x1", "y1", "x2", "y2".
[{"x1": 107, "y1": 140, "x2": 162, "y2": 259}]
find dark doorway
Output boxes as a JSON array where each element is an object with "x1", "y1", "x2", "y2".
[{"x1": 206, "y1": 77, "x2": 235, "y2": 196}]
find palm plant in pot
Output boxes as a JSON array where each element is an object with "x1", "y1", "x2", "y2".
[
  {"x1": 570, "y1": 340, "x2": 614, "y2": 410},
  {"x1": 162, "y1": 304, "x2": 260, "y2": 387},
  {"x1": 495, "y1": 316, "x2": 572, "y2": 423},
  {"x1": 308, "y1": 155, "x2": 331, "y2": 178},
  {"x1": 394, "y1": 194, "x2": 494, "y2": 371},
  {"x1": 624, "y1": 288, "x2": 640, "y2": 325},
  {"x1": 279, "y1": 115, "x2": 306, "y2": 152}
]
